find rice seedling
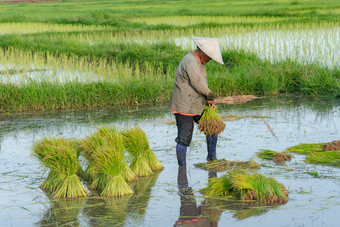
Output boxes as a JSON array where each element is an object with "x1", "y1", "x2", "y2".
[
  {"x1": 283, "y1": 141, "x2": 340, "y2": 167},
  {"x1": 201, "y1": 175, "x2": 233, "y2": 197},
  {"x1": 86, "y1": 129, "x2": 134, "y2": 197},
  {"x1": 257, "y1": 149, "x2": 292, "y2": 164},
  {"x1": 32, "y1": 137, "x2": 88, "y2": 198},
  {"x1": 127, "y1": 15, "x2": 292, "y2": 26},
  {"x1": 0, "y1": 22, "x2": 109, "y2": 35},
  {"x1": 284, "y1": 143, "x2": 326, "y2": 155},
  {"x1": 306, "y1": 151, "x2": 340, "y2": 168},
  {"x1": 256, "y1": 150, "x2": 277, "y2": 160},
  {"x1": 195, "y1": 159, "x2": 260, "y2": 172},
  {"x1": 201, "y1": 170, "x2": 288, "y2": 203},
  {"x1": 122, "y1": 127, "x2": 163, "y2": 176},
  {"x1": 81, "y1": 126, "x2": 136, "y2": 182},
  {"x1": 198, "y1": 105, "x2": 226, "y2": 136}
]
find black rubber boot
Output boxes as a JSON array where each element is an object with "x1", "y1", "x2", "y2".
[
  {"x1": 176, "y1": 143, "x2": 187, "y2": 166},
  {"x1": 206, "y1": 135, "x2": 218, "y2": 161}
]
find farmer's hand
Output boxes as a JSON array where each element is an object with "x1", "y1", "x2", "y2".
[{"x1": 206, "y1": 100, "x2": 216, "y2": 109}]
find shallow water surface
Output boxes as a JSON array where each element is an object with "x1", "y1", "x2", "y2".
[{"x1": 0, "y1": 96, "x2": 339, "y2": 226}]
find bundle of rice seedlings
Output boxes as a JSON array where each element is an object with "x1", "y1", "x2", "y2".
[
  {"x1": 257, "y1": 149, "x2": 292, "y2": 164},
  {"x1": 195, "y1": 159, "x2": 260, "y2": 172},
  {"x1": 256, "y1": 149, "x2": 277, "y2": 160},
  {"x1": 198, "y1": 105, "x2": 226, "y2": 136},
  {"x1": 122, "y1": 127, "x2": 162, "y2": 176},
  {"x1": 201, "y1": 170, "x2": 288, "y2": 203},
  {"x1": 32, "y1": 137, "x2": 88, "y2": 198},
  {"x1": 81, "y1": 126, "x2": 136, "y2": 182},
  {"x1": 144, "y1": 149, "x2": 163, "y2": 171},
  {"x1": 68, "y1": 138, "x2": 84, "y2": 177},
  {"x1": 201, "y1": 175, "x2": 233, "y2": 197},
  {"x1": 88, "y1": 130, "x2": 134, "y2": 197},
  {"x1": 306, "y1": 151, "x2": 340, "y2": 168},
  {"x1": 284, "y1": 143, "x2": 326, "y2": 155}
]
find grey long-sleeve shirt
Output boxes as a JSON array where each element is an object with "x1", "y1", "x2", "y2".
[{"x1": 169, "y1": 51, "x2": 215, "y2": 115}]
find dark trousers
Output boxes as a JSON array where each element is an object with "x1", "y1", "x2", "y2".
[{"x1": 175, "y1": 114, "x2": 202, "y2": 147}]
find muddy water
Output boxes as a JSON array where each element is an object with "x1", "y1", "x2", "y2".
[{"x1": 0, "y1": 96, "x2": 339, "y2": 226}]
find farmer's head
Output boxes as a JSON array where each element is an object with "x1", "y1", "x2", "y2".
[
  {"x1": 195, "y1": 46, "x2": 212, "y2": 64},
  {"x1": 192, "y1": 36, "x2": 224, "y2": 65}
]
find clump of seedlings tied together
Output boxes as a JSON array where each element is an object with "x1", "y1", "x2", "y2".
[
  {"x1": 32, "y1": 137, "x2": 88, "y2": 198},
  {"x1": 122, "y1": 127, "x2": 163, "y2": 177},
  {"x1": 33, "y1": 126, "x2": 163, "y2": 198},
  {"x1": 201, "y1": 170, "x2": 288, "y2": 204},
  {"x1": 284, "y1": 141, "x2": 340, "y2": 168},
  {"x1": 195, "y1": 159, "x2": 260, "y2": 171},
  {"x1": 86, "y1": 127, "x2": 134, "y2": 197},
  {"x1": 198, "y1": 105, "x2": 226, "y2": 136},
  {"x1": 257, "y1": 149, "x2": 292, "y2": 164},
  {"x1": 81, "y1": 126, "x2": 136, "y2": 183}
]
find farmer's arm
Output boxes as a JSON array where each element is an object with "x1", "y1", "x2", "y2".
[{"x1": 186, "y1": 62, "x2": 215, "y2": 101}]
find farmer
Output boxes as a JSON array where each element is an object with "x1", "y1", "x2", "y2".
[{"x1": 169, "y1": 36, "x2": 224, "y2": 166}]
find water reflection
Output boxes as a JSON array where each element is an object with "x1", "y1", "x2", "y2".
[
  {"x1": 37, "y1": 194, "x2": 87, "y2": 226},
  {"x1": 176, "y1": 166, "x2": 288, "y2": 225},
  {"x1": 175, "y1": 166, "x2": 220, "y2": 226},
  {"x1": 82, "y1": 171, "x2": 161, "y2": 226}
]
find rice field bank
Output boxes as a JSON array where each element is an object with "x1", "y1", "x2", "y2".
[{"x1": 0, "y1": 0, "x2": 339, "y2": 113}]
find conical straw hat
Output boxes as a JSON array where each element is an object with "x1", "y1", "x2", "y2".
[{"x1": 192, "y1": 36, "x2": 224, "y2": 65}]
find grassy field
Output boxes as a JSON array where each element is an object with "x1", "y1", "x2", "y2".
[{"x1": 0, "y1": 0, "x2": 339, "y2": 113}]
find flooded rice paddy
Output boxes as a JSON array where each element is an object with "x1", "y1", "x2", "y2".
[
  {"x1": 0, "y1": 96, "x2": 340, "y2": 226},
  {"x1": 176, "y1": 27, "x2": 340, "y2": 69}
]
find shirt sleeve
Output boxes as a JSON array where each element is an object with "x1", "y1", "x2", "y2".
[{"x1": 186, "y1": 62, "x2": 215, "y2": 100}]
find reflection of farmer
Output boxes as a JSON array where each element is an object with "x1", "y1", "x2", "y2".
[
  {"x1": 174, "y1": 166, "x2": 220, "y2": 226},
  {"x1": 169, "y1": 36, "x2": 224, "y2": 166}
]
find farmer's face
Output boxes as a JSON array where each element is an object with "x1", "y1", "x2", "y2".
[{"x1": 201, "y1": 52, "x2": 211, "y2": 64}]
